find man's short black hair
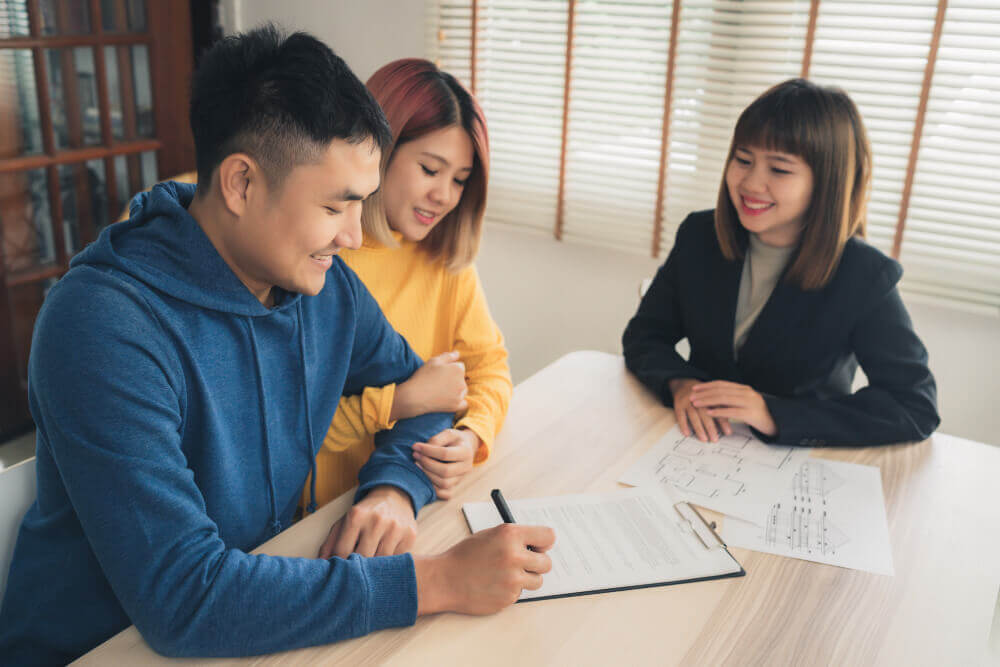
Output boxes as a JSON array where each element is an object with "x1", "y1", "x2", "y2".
[{"x1": 189, "y1": 23, "x2": 392, "y2": 191}]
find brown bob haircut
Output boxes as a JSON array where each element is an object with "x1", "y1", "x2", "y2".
[
  {"x1": 362, "y1": 59, "x2": 489, "y2": 272},
  {"x1": 715, "y1": 78, "x2": 872, "y2": 290}
]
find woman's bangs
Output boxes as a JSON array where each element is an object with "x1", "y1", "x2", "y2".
[
  {"x1": 733, "y1": 112, "x2": 809, "y2": 159},
  {"x1": 733, "y1": 88, "x2": 823, "y2": 160}
]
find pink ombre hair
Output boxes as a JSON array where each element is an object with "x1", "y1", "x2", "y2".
[{"x1": 361, "y1": 58, "x2": 489, "y2": 271}]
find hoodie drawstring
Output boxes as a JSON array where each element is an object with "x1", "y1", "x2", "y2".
[
  {"x1": 245, "y1": 318, "x2": 282, "y2": 538},
  {"x1": 298, "y1": 304, "x2": 319, "y2": 514}
]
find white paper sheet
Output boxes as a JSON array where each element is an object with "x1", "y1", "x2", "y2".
[
  {"x1": 619, "y1": 424, "x2": 811, "y2": 522},
  {"x1": 462, "y1": 487, "x2": 743, "y2": 600},
  {"x1": 720, "y1": 458, "x2": 894, "y2": 575}
]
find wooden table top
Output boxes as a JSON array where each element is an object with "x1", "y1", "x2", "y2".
[{"x1": 77, "y1": 351, "x2": 1000, "y2": 666}]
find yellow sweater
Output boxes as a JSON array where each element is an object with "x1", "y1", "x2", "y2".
[{"x1": 306, "y1": 235, "x2": 512, "y2": 507}]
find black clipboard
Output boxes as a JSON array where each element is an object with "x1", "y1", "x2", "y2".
[{"x1": 461, "y1": 492, "x2": 746, "y2": 603}]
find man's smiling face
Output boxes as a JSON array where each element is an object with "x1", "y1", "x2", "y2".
[{"x1": 230, "y1": 137, "x2": 382, "y2": 303}]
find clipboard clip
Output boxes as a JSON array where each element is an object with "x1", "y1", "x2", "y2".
[{"x1": 674, "y1": 502, "x2": 726, "y2": 550}]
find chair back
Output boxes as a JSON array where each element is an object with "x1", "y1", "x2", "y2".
[{"x1": 0, "y1": 457, "x2": 37, "y2": 600}]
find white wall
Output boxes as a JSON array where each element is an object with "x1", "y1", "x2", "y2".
[{"x1": 220, "y1": 0, "x2": 425, "y2": 81}]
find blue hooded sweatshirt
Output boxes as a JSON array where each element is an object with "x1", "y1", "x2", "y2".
[{"x1": 0, "y1": 182, "x2": 452, "y2": 664}]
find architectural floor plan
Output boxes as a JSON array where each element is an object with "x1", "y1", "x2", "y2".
[{"x1": 620, "y1": 424, "x2": 810, "y2": 522}]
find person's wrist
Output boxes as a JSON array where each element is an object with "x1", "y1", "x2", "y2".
[
  {"x1": 414, "y1": 553, "x2": 454, "y2": 616},
  {"x1": 759, "y1": 408, "x2": 778, "y2": 437},
  {"x1": 669, "y1": 378, "x2": 692, "y2": 396},
  {"x1": 390, "y1": 382, "x2": 413, "y2": 422},
  {"x1": 365, "y1": 484, "x2": 415, "y2": 514}
]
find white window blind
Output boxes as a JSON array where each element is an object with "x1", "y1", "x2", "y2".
[
  {"x1": 809, "y1": 0, "x2": 939, "y2": 255},
  {"x1": 427, "y1": 0, "x2": 1000, "y2": 310},
  {"x1": 427, "y1": 0, "x2": 473, "y2": 86},
  {"x1": 900, "y1": 0, "x2": 1000, "y2": 309},
  {"x1": 448, "y1": 0, "x2": 570, "y2": 236},
  {"x1": 560, "y1": 0, "x2": 670, "y2": 255}
]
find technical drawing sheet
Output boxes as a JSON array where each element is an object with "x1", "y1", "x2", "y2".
[
  {"x1": 720, "y1": 458, "x2": 894, "y2": 575},
  {"x1": 619, "y1": 423, "x2": 811, "y2": 522}
]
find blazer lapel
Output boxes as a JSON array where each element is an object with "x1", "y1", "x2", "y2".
[{"x1": 707, "y1": 254, "x2": 744, "y2": 378}]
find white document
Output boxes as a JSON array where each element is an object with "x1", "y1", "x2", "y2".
[
  {"x1": 462, "y1": 486, "x2": 743, "y2": 601},
  {"x1": 720, "y1": 458, "x2": 894, "y2": 575},
  {"x1": 619, "y1": 424, "x2": 811, "y2": 522}
]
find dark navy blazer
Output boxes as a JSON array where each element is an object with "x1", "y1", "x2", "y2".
[{"x1": 623, "y1": 209, "x2": 940, "y2": 446}]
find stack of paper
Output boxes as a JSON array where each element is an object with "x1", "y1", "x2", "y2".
[{"x1": 618, "y1": 424, "x2": 894, "y2": 575}]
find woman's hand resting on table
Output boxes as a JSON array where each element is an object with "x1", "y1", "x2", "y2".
[{"x1": 670, "y1": 379, "x2": 777, "y2": 441}]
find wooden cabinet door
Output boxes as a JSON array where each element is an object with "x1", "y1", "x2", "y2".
[{"x1": 0, "y1": 0, "x2": 195, "y2": 439}]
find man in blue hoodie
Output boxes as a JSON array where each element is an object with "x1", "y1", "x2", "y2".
[{"x1": 0, "y1": 25, "x2": 554, "y2": 664}]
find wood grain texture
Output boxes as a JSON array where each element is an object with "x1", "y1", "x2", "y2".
[{"x1": 75, "y1": 351, "x2": 1000, "y2": 666}]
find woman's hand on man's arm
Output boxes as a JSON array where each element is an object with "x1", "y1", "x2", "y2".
[{"x1": 391, "y1": 351, "x2": 468, "y2": 421}]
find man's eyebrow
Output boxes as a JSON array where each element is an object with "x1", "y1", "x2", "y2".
[
  {"x1": 328, "y1": 186, "x2": 379, "y2": 201},
  {"x1": 420, "y1": 151, "x2": 473, "y2": 172},
  {"x1": 328, "y1": 189, "x2": 363, "y2": 202}
]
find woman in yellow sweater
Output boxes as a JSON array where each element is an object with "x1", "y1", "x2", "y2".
[{"x1": 307, "y1": 59, "x2": 511, "y2": 508}]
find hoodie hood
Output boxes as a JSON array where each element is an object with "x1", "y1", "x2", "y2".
[
  {"x1": 72, "y1": 181, "x2": 300, "y2": 316},
  {"x1": 73, "y1": 181, "x2": 318, "y2": 530}
]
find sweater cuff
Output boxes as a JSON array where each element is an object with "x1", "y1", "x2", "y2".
[
  {"x1": 456, "y1": 417, "x2": 493, "y2": 464},
  {"x1": 356, "y1": 463, "x2": 435, "y2": 514},
  {"x1": 363, "y1": 384, "x2": 398, "y2": 432},
  {"x1": 355, "y1": 552, "x2": 418, "y2": 632}
]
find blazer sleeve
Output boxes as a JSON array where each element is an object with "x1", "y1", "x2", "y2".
[
  {"x1": 322, "y1": 386, "x2": 397, "y2": 454},
  {"x1": 622, "y1": 218, "x2": 712, "y2": 406},
  {"x1": 451, "y1": 265, "x2": 512, "y2": 463},
  {"x1": 763, "y1": 268, "x2": 940, "y2": 446}
]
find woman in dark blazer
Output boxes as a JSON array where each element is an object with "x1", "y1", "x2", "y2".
[{"x1": 623, "y1": 80, "x2": 939, "y2": 447}]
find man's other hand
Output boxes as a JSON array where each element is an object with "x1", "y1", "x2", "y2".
[{"x1": 318, "y1": 485, "x2": 418, "y2": 559}]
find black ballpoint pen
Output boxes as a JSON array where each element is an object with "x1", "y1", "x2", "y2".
[
  {"x1": 491, "y1": 488, "x2": 516, "y2": 524},
  {"x1": 491, "y1": 488, "x2": 541, "y2": 552}
]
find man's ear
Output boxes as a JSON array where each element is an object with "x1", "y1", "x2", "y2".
[{"x1": 217, "y1": 153, "x2": 261, "y2": 218}]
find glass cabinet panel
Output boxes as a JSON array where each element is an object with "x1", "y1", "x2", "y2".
[
  {"x1": 0, "y1": 0, "x2": 30, "y2": 39},
  {"x1": 39, "y1": 0, "x2": 91, "y2": 36},
  {"x1": 101, "y1": 0, "x2": 146, "y2": 33},
  {"x1": 0, "y1": 167, "x2": 54, "y2": 273},
  {"x1": 0, "y1": 49, "x2": 44, "y2": 158},
  {"x1": 139, "y1": 149, "x2": 157, "y2": 188},
  {"x1": 46, "y1": 47, "x2": 101, "y2": 149},
  {"x1": 131, "y1": 45, "x2": 153, "y2": 137},
  {"x1": 59, "y1": 159, "x2": 109, "y2": 253},
  {"x1": 105, "y1": 44, "x2": 154, "y2": 141},
  {"x1": 114, "y1": 149, "x2": 157, "y2": 216}
]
